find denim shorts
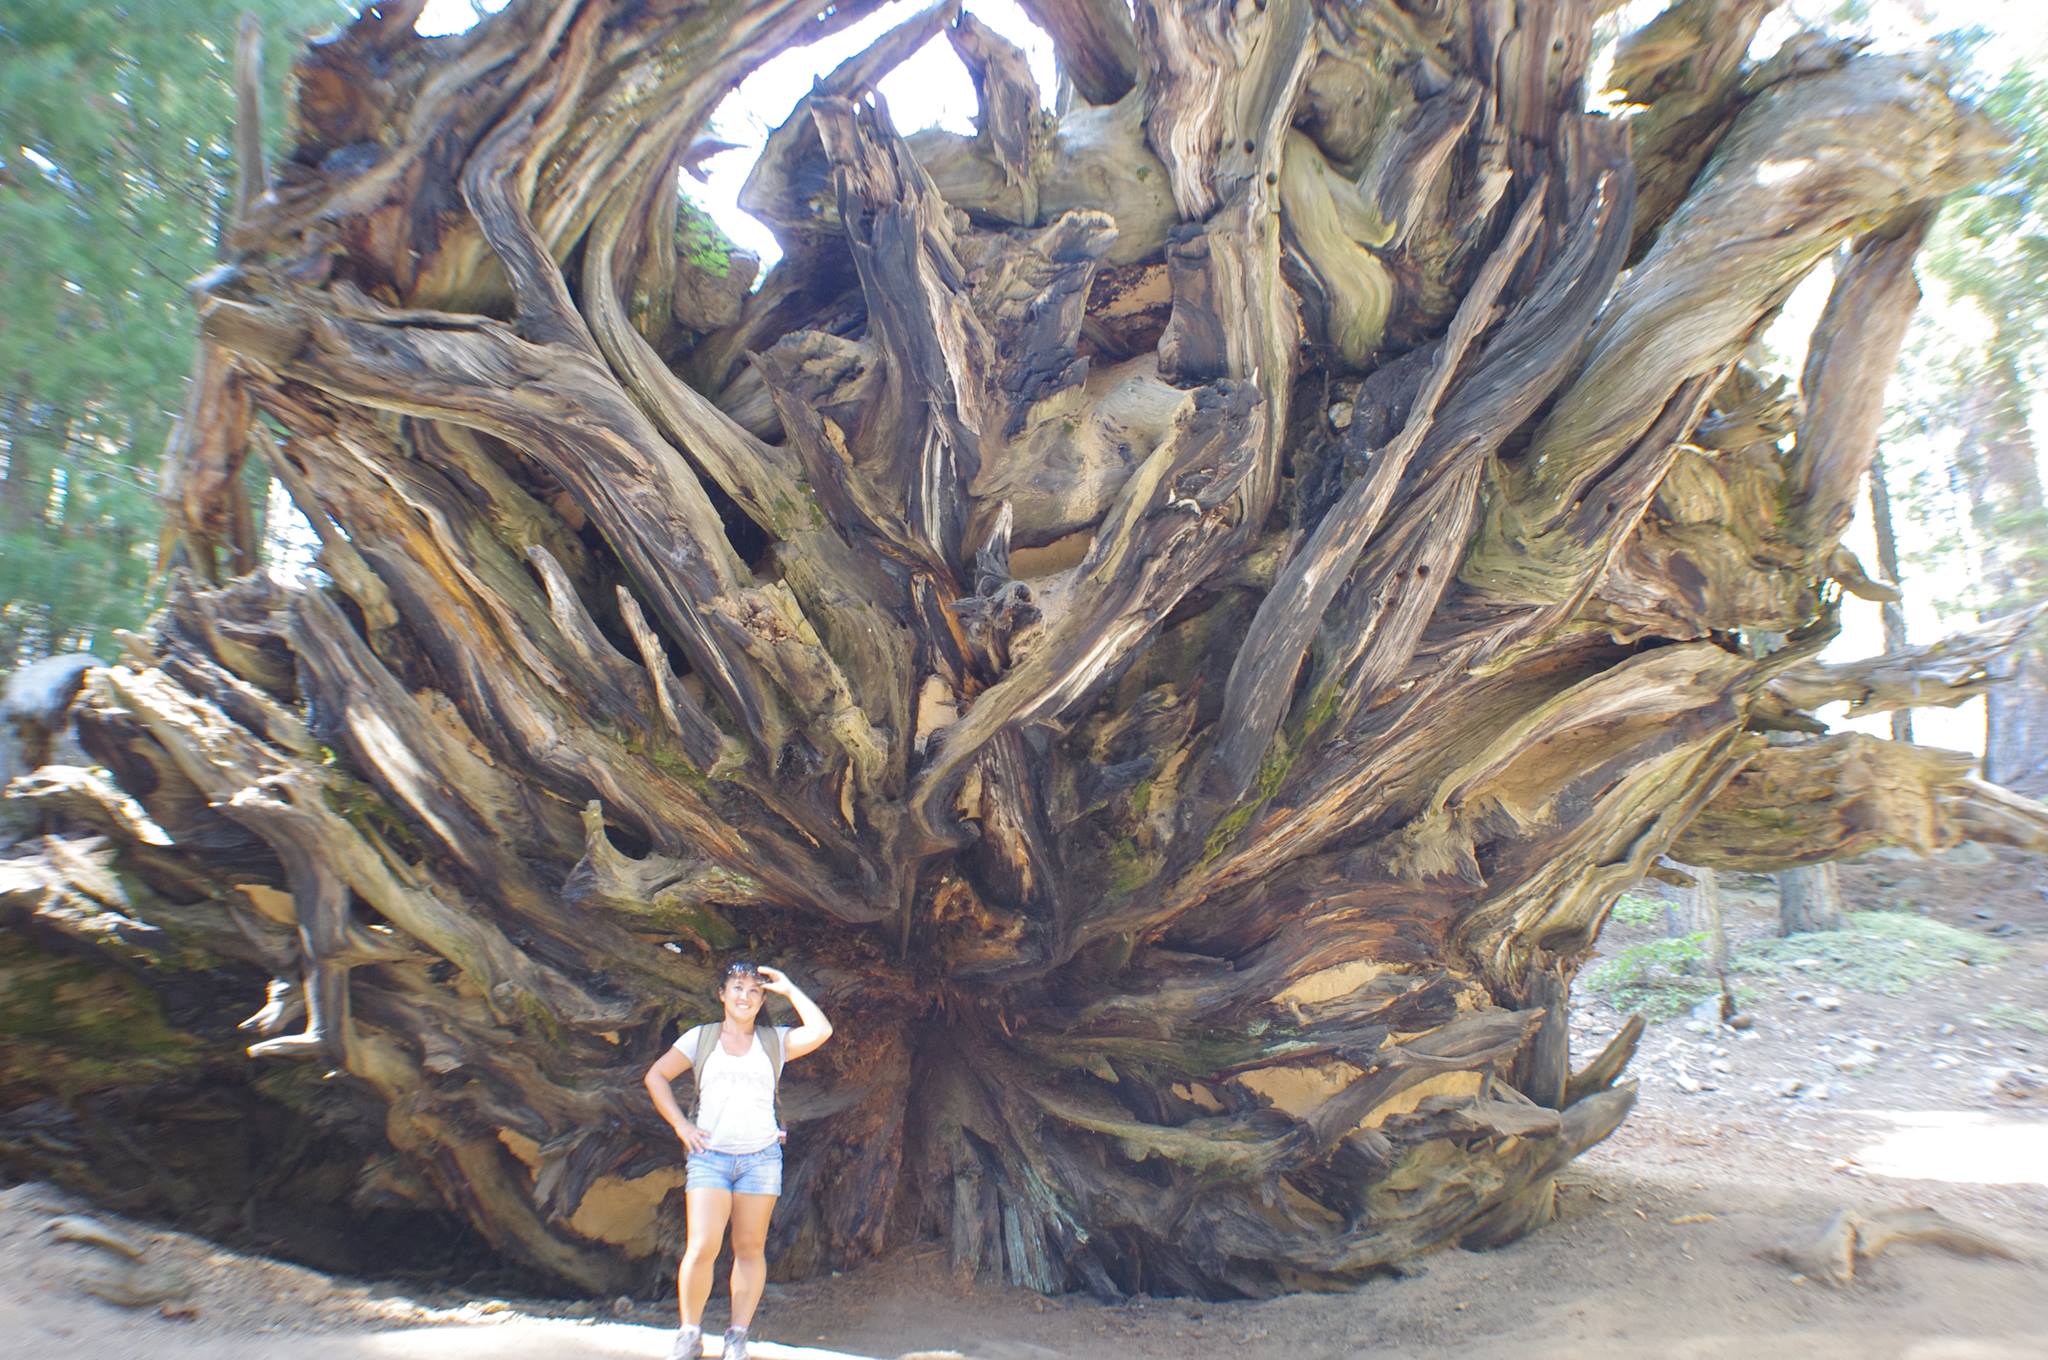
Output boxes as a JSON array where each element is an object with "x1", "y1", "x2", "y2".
[{"x1": 686, "y1": 1143, "x2": 783, "y2": 1195}]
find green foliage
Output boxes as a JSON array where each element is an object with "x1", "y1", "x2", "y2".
[
  {"x1": 1735, "y1": 909, "x2": 2007, "y2": 995},
  {"x1": 0, "y1": 0, "x2": 348, "y2": 666},
  {"x1": 1924, "y1": 61, "x2": 2048, "y2": 359},
  {"x1": 1582, "y1": 909, "x2": 2008, "y2": 1020},
  {"x1": 1581, "y1": 933, "x2": 1717, "y2": 1019},
  {"x1": 1877, "y1": 43, "x2": 2048, "y2": 625},
  {"x1": 1607, "y1": 892, "x2": 1667, "y2": 928},
  {"x1": 1985, "y1": 1000, "x2": 2048, "y2": 1034}
]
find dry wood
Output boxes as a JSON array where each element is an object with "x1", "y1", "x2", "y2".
[
  {"x1": 1768, "y1": 1205, "x2": 2024, "y2": 1286},
  {"x1": 2, "y1": 0, "x2": 2040, "y2": 1304}
]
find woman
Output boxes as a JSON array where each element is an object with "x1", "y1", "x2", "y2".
[{"x1": 644, "y1": 961, "x2": 833, "y2": 1360}]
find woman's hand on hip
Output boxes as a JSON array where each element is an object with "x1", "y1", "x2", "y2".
[{"x1": 675, "y1": 1120, "x2": 709, "y2": 1154}]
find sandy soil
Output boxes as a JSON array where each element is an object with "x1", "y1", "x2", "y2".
[{"x1": 6, "y1": 849, "x2": 2045, "y2": 1360}]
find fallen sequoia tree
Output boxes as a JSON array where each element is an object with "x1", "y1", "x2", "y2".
[{"x1": 5, "y1": 0, "x2": 2047, "y2": 1299}]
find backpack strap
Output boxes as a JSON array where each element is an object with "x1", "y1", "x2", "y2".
[
  {"x1": 760, "y1": 1025, "x2": 785, "y2": 1133},
  {"x1": 689, "y1": 1024, "x2": 717, "y2": 1121},
  {"x1": 692, "y1": 1024, "x2": 716, "y2": 1081}
]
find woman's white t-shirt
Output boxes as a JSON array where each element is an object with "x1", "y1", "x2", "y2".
[{"x1": 675, "y1": 1025, "x2": 787, "y2": 1154}]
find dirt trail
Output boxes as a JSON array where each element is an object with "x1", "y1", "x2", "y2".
[
  {"x1": 6, "y1": 849, "x2": 2045, "y2": 1360},
  {"x1": 7, "y1": 1168, "x2": 2043, "y2": 1360}
]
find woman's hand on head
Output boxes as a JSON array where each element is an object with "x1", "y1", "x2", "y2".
[{"x1": 756, "y1": 965, "x2": 795, "y2": 996}]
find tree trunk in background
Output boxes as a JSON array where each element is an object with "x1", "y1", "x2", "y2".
[
  {"x1": 1765, "y1": 718, "x2": 1846, "y2": 935},
  {"x1": 0, "y1": 389, "x2": 31, "y2": 532},
  {"x1": 1996, "y1": 648, "x2": 2048, "y2": 792},
  {"x1": 1959, "y1": 347, "x2": 2048, "y2": 794},
  {"x1": 0, "y1": 393, "x2": 60, "y2": 535},
  {"x1": 1, "y1": 392, "x2": 68, "y2": 665},
  {"x1": 1867, "y1": 449, "x2": 1914, "y2": 743},
  {"x1": 1779, "y1": 860, "x2": 1846, "y2": 935},
  {"x1": 1682, "y1": 864, "x2": 1728, "y2": 973},
  {"x1": 1, "y1": 0, "x2": 2039, "y2": 1301}
]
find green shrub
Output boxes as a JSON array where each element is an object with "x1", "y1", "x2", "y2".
[
  {"x1": 1607, "y1": 893, "x2": 1667, "y2": 928},
  {"x1": 1581, "y1": 933, "x2": 1718, "y2": 1018},
  {"x1": 1732, "y1": 911, "x2": 2007, "y2": 995},
  {"x1": 1582, "y1": 909, "x2": 2008, "y2": 1021}
]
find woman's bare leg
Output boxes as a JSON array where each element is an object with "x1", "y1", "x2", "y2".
[
  {"x1": 725, "y1": 1192, "x2": 778, "y2": 1330},
  {"x1": 679, "y1": 1188, "x2": 733, "y2": 1326}
]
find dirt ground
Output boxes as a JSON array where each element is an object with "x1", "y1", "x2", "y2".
[{"x1": 5, "y1": 847, "x2": 2045, "y2": 1360}]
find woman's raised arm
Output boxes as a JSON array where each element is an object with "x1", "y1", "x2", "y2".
[{"x1": 758, "y1": 967, "x2": 832, "y2": 1061}]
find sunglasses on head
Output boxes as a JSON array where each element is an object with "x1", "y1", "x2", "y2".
[{"x1": 724, "y1": 961, "x2": 761, "y2": 979}]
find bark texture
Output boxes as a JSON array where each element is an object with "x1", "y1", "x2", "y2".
[
  {"x1": 0, "y1": 0, "x2": 2036, "y2": 1301},
  {"x1": 1867, "y1": 449, "x2": 1913, "y2": 743},
  {"x1": 1955, "y1": 346, "x2": 2048, "y2": 795},
  {"x1": 1778, "y1": 860, "x2": 1845, "y2": 935}
]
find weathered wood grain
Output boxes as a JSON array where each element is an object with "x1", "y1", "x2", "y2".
[{"x1": 5, "y1": 0, "x2": 2038, "y2": 1305}]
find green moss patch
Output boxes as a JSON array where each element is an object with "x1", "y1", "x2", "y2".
[
  {"x1": 0, "y1": 935, "x2": 201, "y2": 1098},
  {"x1": 678, "y1": 194, "x2": 737, "y2": 279}
]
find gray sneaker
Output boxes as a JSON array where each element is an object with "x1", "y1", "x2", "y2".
[
  {"x1": 722, "y1": 1325, "x2": 750, "y2": 1360},
  {"x1": 668, "y1": 1323, "x2": 703, "y2": 1360}
]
